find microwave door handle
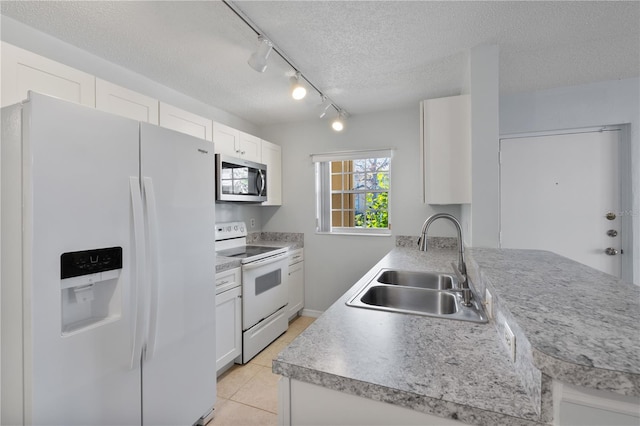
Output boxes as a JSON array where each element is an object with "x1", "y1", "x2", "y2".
[{"x1": 257, "y1": 170, "x2": 266, "y2": 195}]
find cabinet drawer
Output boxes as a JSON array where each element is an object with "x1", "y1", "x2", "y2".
[
  {"x1": 289, "y1": 248, "x2": 304, "y2": 265},
  {"x1": 216, "y1": 267, "x2": 241, "y2": 294}
]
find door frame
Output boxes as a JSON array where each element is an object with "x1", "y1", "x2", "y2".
[{"x1": 499, "y1": 124, "x2": 633, "y2": 283}]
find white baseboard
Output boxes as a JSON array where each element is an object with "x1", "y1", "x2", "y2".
[{"x1": 301, "y1": 308, "x2": 323, "y2": 318}]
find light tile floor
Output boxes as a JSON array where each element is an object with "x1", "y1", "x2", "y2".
[{"x1": 211, "y1": 316, "x2": 315, "y2": 426}]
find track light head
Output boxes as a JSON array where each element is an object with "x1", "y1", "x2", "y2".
[
  {"x1": 290, "y1": 72, "x2": 307, "y2": 100},
  {"x1": 331, "y1": 111, "x2": 345, "y2": 132},
  {"x1": 317, "y1": 96, "x2": 332, "y2": 118},
  {"x1": 248, "y1": 35, "x2": 273, "y2": 73}
]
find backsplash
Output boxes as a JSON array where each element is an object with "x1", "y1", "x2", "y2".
[
  {"x1": 248, "y1": 232, "x2": 304, "y2": 249},
  {"x1": 395, "y1": 235, "x2": 457, "y2": 249}
]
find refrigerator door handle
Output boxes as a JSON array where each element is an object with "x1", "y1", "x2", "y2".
[
  {"x1": 143, "y1": 177, "x2": 160, "y2": 360},
  {"x1": 129, "y1": 177, "x2": 147, "y2": 369}
]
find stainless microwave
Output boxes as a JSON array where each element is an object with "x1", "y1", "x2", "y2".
[{"x1": 215, "y1": 154, "x2": 267, "y2": 202}]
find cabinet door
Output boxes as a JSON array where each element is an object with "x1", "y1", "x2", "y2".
[
  {"x1": 421, "y1": 94, "x2": 470, "y2": 204},
  {"x1": 261, "y1": 140, "x2": 282, "y2": 206},
  {"x1": 1, "y1": 42, "x2": 95, "y2": 107},
  {"x1": 238, "y1": 132, "x2": 262, "y2": 163},
  {"x1": 288, "y1": 250, "x2": 304, "y2": 320},
  {"x1": 215, "y1": 287, "x2": 242, "y2": 372},
  {"x1": 212, "y1": 122, "x2": 240, "y2": 157},
  {"x1": 96, "y1": 79, "x2": 159, "y2": 124},
  {"x1": 159, "y1": 102, "x2": 212, "y2": 141}
]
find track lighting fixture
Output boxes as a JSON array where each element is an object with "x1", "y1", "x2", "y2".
[
  {"x1": 223, "y1": 1, "x2": 348, "y2": 130},
  {"x1": 317, "y1": 96, "x2": 332, "y2": 118},
  {"x1": 247, "y1": 35, "x2": 273, "y2": 73},
  {"x1": 331, "y1": 111, "x2": 345, "y2": 132},
  {"x1": 290, "y1": 72, "x2": 307, "y2": 100}
]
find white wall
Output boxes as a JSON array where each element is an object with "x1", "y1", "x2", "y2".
[
  {"x1": 260, "y1": 107, "x2": 459, "y2": 312},
  {"x1": 500, "y1": 78, "x2": 639, "y2": 284},
  {"x1": 468, "y1": 44, "x2": 500, "y2": 247}
]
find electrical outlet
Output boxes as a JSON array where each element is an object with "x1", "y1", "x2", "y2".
[
  {"x1": 250, "y1": 218, "x2": 255, "y2": 228},
  {"x1": 484, "y1": 289, "x2": 493, "y2": 319},
  {"x1": 504, "y1": 322, "x2": 516, "y2": 362}
]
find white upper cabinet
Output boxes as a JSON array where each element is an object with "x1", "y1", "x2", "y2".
[
  {"x1": 238, "y1": 132, "x2": 262, "y2": 163},
  {"x1": 95, "y1": 79, "x2": 159, "y2": 124},
  {"x1": 261, "y1": 140, "x2": 282, "y2": 206},
  {"x1": 213, "y1": 122, "x2": 261, "y2": 163},
  {"x1": 212, "y1": 122, "x2": 241, "y2": 157},
  {"x1": 1, "y1": 42, "x2": 95, "y2": 107},
  {"x1": 159, "y1": 102, "x2": 213, "y2": 141},
  {"x1": 420, "y1": 94, "x2": 471, "y2": 204}
]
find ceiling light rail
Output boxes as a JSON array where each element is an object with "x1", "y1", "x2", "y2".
[{"x1": 222, "y1": 0, "x2": 347, "y2": 131}]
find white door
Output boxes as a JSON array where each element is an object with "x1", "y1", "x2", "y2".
[
  {"x1": 139, "y1": 123, "x2": 216, "y2": 425},
  {"x1": 500, "y1": 130, "x2": 621, "y2": 277},
  {"x1": 26, "y1": 93, "x2": 141, "y2": 424}
]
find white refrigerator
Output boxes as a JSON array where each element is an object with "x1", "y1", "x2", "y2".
[{"x1": 1, "y1": 92, "x2": 216, "y2": 425}]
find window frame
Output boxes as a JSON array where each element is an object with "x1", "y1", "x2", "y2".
[{"x1": 313, "y1": 149, "x2": 393, "y2": 236}]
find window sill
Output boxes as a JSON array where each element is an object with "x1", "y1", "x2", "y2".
[{"x1": 315, "y1": 231, "x2": 392, "y2": 237}]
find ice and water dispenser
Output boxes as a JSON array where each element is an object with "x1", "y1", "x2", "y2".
[{"x1": 60, "y1": 247, "x2": 123, "y2": 335}]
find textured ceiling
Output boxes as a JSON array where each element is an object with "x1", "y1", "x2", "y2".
[{"x1": 1, "y1": 1, "x2": 638, "y2": 126}]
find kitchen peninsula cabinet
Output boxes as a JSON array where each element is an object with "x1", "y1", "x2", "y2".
[
  {"x1": 159, "y1": 102, "x2": 213, "y2": 141},
  {"x1": 215, "y1": 267, "x2": 242, "y2": 373},
  {"x1": 1, "y1": 42, "x2": 95, "y2": 108},
  {"x1": 420, "y1": 94, "x2": 471, "y2": 204},
  {"x1": 275, "y1": 248, "x2": 640, "y2": 425},
  {"x1": 96, "y1": 79, "x2": 159, "y2": 124}
]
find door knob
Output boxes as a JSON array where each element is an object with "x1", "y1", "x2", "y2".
[
  {"x1": 605, "y1": 247, "x2": 618, "y2": 256},
  {"x1": 607, "y1": 229, "x2": 618, "y2": 237},
  {"x1": 605, "y1": 212, "x2": 616, "y2": 220}
]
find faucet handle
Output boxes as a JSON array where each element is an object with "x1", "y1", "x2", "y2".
[{"x1": 451, "y1": 262, "x2": 466, "y2": 286}]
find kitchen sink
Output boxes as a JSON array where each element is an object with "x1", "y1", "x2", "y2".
[
  {"x1": 375, "y1": 269, "x2": 455, "y2": 290},
  {"x1": 360, "y1": 286, "x2": 457, "y2": 315},
  {"x1": 346, "y1": 269, "x2": 488, "y2": 323}
]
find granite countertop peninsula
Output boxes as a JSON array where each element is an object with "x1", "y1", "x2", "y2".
[
  {"x1": 215, "y1": 231, "x2": 303, "y2": 273},
  {"x1": 273, "y1": 245, "x2": 640, "y2": 425}
]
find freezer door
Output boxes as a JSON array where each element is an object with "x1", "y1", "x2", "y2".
[
  {"x1": 139, "y1": 123, "x2": 216, "y2": 425},
  {"x1": 22, "y1": 93, "x2": 141, "y2": 425}
]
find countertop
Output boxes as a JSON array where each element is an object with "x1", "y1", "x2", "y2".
[{"x1": 272, "y1": 247, "x2": 640, "y2": 425}]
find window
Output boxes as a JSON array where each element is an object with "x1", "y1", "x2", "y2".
[{"x1": 313, "y1": 149, "x2": 392, "y2": 235}]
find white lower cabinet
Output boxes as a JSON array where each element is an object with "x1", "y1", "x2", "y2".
[
  {"x1": 278, "y1": 378, "x2": 464, "y2": 426},
  {"x1": 287, "y1": 249, "x2": 304, "y2": 320},
  {"x1": 215, "y1": 268, "x2": 242, "y2": 374},
  {"x1": 553, "y1": 381, "x2": 640, "y2": 426}
]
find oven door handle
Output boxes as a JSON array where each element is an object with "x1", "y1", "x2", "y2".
[{"x1": 243, "y1": 253, "x2": 287, "y2": 271}]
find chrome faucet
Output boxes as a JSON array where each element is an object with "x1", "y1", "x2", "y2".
[{"x1": 418, "y1": 213, "x2": 472, "y2": 307}]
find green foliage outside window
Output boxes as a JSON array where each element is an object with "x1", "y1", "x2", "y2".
[{"x1": 354, "y1": 171, "x2": 389, "y2": 229}]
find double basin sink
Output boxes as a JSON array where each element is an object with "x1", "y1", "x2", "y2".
[{"x1": 346, "y1": 269, "x2": 487, "y2": 323}]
